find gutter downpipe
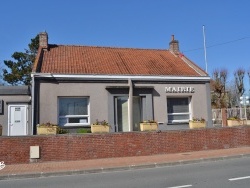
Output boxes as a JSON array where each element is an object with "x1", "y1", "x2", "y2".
[
  {"x1": 128, "y1": 78, "x2": 133, "y2": 132},
  {"x1": 31, "y1": 73, "x2": 35, "y2": 135}
]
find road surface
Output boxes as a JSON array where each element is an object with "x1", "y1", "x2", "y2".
[{"x1": 1, "y1": 157, "x2": 250, "y2": 188}]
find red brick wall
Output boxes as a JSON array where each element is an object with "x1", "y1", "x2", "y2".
[{"x1": 1, "y1": 126, "x2": 250, "y2": 165}]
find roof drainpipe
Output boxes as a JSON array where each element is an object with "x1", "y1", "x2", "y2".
[
  {"x1": 31, "y1": 74, "x2": 35, "y2": 135},
  {"x1": 128, "y1": 78, "x2": 133, "y2": 132}
]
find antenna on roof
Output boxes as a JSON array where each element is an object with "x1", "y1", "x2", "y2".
[{"x1": 202, "y1": 25, "x2": 208, "y2": 73}]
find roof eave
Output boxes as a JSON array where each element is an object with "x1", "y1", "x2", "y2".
[{"x1": 31, "y1": 73, "x2": 211, "y2": 82}]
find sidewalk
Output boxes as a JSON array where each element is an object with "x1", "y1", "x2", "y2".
[{"x1": 1, "y1": 147, "x2": 250, "y2": 180}]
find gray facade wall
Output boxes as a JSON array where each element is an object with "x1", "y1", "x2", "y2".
[
  {"x1": 135, "y1": 82, "x2": 212, "y2": 130},
  {"x1": 36, "y1": 79, "x2": 211, "y2": 132},
  {"x1": 37, "y1": 81, "x2": 127, "y2": 127}
]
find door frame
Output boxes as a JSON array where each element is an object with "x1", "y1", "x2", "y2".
[{"x1": 8, "y1": 104, "x2": 28, "y2": 136}]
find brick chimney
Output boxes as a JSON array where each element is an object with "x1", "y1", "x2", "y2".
[
  {"x1": 39, "y1": 31, "x2": 48, "y2": 49},
  {"x1": 169, "y1": 35, "x2": 179, "y2": 54}
]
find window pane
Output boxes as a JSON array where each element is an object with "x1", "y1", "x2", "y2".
[
  {"x1": 168, "y1": 114, "x2": 189, "y2": 121},
  {"x1": 116, "y1": 97, "x2": 129, "y2": 132},
  {"x1": 167, "y1": 97, "x2": 190, "y2": 124},
  {"x1": 59, "y1": 98, "x2": 88, "y2": 116},
  {"x1": 69, "y1": 117, "x2": 88, "y2": 123},
  {"x1": 167, "y1": 98, "x2": 189, "y2": 113},
  {"x1": 141, "y1": 96, "x2": 147, "y2": 120},
  {"x1": 59, "y1": 117, "x2": 67, "y2": 126}
]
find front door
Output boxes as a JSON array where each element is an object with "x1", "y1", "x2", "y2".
[
  {"x1": 8, "y1": 105, "x2": 27, "y2": 136},
  {"x1": 114, "y1": 97, "x2": 129, "y2": 132}
]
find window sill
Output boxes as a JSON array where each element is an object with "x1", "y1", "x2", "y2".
[{"x1": 62, "y1": 124, "x2": 90, "y2": 127}]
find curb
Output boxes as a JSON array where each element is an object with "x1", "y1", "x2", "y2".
[{"x1": 1, "y1": 153, "x2": 250, "y2": 181}]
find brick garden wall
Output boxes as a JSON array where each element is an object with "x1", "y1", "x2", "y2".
[{"x1": 1, "y1": 126, "x2": 250, "y2": 165}]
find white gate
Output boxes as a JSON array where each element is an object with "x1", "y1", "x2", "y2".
[
  {"x1": 212, "y1": 109, "x2": 222, "y2": 127},
  {"x1": 226, "y1": 107, "x2": 250, "y2": 119},
  {"x1": 212, "y1": 107, "x2": 250, "y2": 127}
]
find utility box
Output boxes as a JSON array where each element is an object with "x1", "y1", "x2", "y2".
[{"x1": 30, "y1": 146, "x2": 40, "y2": 159}]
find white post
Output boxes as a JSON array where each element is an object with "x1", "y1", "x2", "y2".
[
  {"x1": 203, "y1": 25, "x2": 208, "y2": 73},
  {"x1": 240, "y1": 95, "x2": 249, "y2": 121},
  {"x1": 245, "y1": 96, "x2": 249, "y2": 121},
  {"x1": 128, "y1": 79, "x2": 133, "y2": 131}
]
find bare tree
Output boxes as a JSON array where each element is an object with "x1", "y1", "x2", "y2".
[
  {"x1": 226, "y1": 80, "x2": 238, "y2": 108},
  {"x1": 211, "y1": 69, "x2": 228, "y2": 108},
  {"x1": 234, "y1": 68, "x2": 245, "y2": 105}
]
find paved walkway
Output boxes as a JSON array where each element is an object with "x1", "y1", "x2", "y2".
[{"x1": 1, "y1": 147, "x2": 250, "y2": 180}]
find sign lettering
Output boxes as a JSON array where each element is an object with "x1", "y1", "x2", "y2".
[{"x1": 165, "y1": 87, "x2": 195, "y2": 93}]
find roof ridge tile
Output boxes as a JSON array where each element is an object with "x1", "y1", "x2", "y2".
[{"x1": 48, "y1": 44, "x2": 169, "y2": 51}]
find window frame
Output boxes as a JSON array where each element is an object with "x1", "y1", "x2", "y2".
[
  {"x1": 58, "y1": 97, "x2": 90, "y2": 127},
  {"x1": 167, "y1": 97, "x2": 191, "y2": 124}
]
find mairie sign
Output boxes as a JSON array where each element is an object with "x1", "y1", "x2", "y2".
[{"x1": 165, "y1": 87, "x2": 195, "y2": 93}]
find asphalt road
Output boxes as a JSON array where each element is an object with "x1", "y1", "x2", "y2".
[{"x1": 1, "y1": 157, "x2": 250, "y2": 188}]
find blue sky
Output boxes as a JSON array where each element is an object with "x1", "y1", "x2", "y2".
[{"x1": 0, "y1": 0, "x2": 250, "y2": 88}]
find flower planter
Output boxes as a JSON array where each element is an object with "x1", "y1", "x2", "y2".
[
  {"x1": 140, "y1": 122, "x2": 158, "y2": 131},
  {"x1": 246, "y1": 120, "x2": 250, "y2": 125},
  {"x1": 91, "y1": 124, "x2": 110, "y2": 133},
  {"x1": 37, "y1": 126, "x2": 58, "y2": 135},
  {"x1": 227, "y1": 120, "x2": 244, "y2": 127},
  {"x1": 243, "y1": 120, "x2": 250, "y2": 125},
  {"x1": 189, "y1": 122, "x2": 206, "y2": 129}
]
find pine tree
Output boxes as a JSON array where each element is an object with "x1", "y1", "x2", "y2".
[{"x1": 2, "y1": 35, "x2": 39, "y2": 85}]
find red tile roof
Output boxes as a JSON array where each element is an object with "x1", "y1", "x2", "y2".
[{"x1": 33, "y1": 44, "x2": 207, "y2": 77}]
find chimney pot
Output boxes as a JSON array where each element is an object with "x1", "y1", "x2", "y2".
[{"x1": 171, "y1": 35, "x2": 175, "y2": 41}]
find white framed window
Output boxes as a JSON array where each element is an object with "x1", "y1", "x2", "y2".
[
  {"x1": 167, "y1": 97, "x2": 191, "y2": 124},
  {"x1": 58, "y1": 97, "x2": 89, "y2": 126}
]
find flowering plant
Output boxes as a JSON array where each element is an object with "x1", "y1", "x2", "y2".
[
  {"x1": 141, "y1": 120, "x2": 157, "y2": 123},
  {"x1": 190, "y1": 117, "x2": 205, "y2": 123},
  {"x1": 37, "y1": 122, "x2": 58, "y2": 127},
  {"x1": 93, "y1": 119, "x2": 110, "y2": 127}
]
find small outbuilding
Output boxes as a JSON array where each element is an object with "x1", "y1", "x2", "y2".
[{"x1": 0, "y1": 86, "x2": 32, "y2": 135}]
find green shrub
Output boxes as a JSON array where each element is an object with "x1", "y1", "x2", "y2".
[
  {"x1": 77, "y1": 128, "x2": 91, "y2": 134},
  {"x1": 58, "y1": 128, "x2": 69, "y2": 134}
]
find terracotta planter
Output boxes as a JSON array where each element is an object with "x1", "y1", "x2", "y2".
[
  {"x1": 227, "y1": 120, "x2": 244, "y2": 127},
  {"x1": 37, "y1": 126, "x2": 58, "y2": 135},
  {"x1": 91, "y1": 124, "x2": 110, "y2": 133},
  {"x1": 189, "y1": 122, "x2": 206, "y2": 129},
  {"x1": 140, "y1": 122, "x2": 158, "y2": 131}
]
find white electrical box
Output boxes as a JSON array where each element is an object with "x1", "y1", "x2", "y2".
[{"x1": 30, "y1": 146, "x2": 40, "y2": 159}]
